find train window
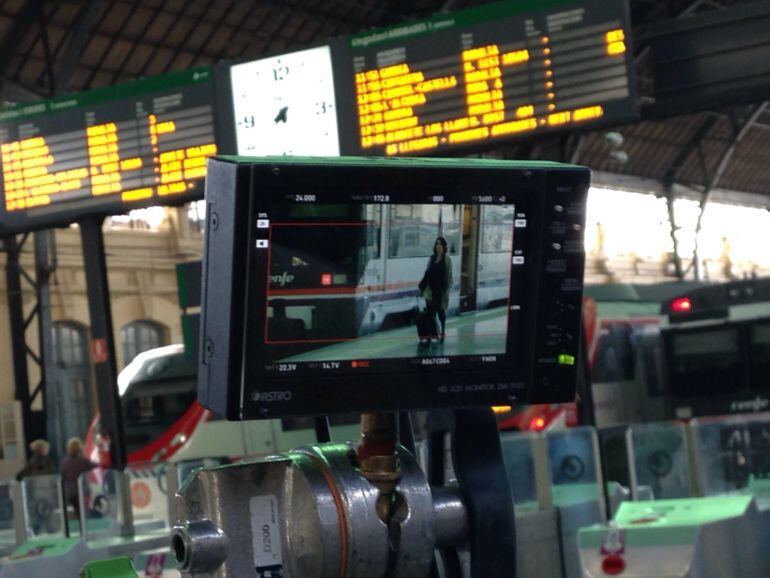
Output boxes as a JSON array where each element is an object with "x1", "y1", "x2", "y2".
[
  {"x1": 639, "y1": 331, "x2": 665, "y2": 398},
  {"x1": 750, "y1": 322, "x2": 770, "y2": 387},
  {"x1": 122, "y1": 379, "x2": 197, "y2": 454},
  {"x1": 389, "y1": 204, "x2": 441, "y2": 258},
  {"x1": 121, "y1": 320, "x2": 167, "y2": 367},
  {"x1": 669, "y1": 328, "x2": 743, "y2": 395},
  {"x1": 363, "y1": 204, "x2": 382, "y2": 260},
  {"x1": 440, "y1": 205, "x2": 461, "y2": 255},
  {"x1": 592, "y1": 322, "x2": 634, "y2": 382},
  {"x1": 481, "y1": 205, "x2": 514, "y2": 253}
]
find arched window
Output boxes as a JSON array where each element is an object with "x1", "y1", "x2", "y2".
[
  {"x1": 52, "y1": 321, "x2": 89, "y2": 368},
  {"x1": 121, "y1": 320, "x2": 167, "y2": 366},
  {"x1": 50, "y1": 321, "x2": 93, "y2": 451}
]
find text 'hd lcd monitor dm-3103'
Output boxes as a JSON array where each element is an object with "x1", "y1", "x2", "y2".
[{"x1": 199, "y1": 157, "x2": 589, "y2": 419}]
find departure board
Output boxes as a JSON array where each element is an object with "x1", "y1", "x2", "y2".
[
  {"x1": 0, "y1": 67, "x2": 216, "y2": 233},
  {"x1": 344, "y1": 0, "x2": 636, "y2": 156}
]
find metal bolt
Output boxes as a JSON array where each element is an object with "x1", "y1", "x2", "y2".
[{"x1": 172, "y1": 521, "x2": 229, "y2": 574}]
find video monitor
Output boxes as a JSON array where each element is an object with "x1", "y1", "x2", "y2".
[{"x1": 199, "y1": 157, "x2": 589, "y2": 419}]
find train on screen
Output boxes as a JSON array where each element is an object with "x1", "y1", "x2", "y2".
[
  {"x1": 266, "y1": 202, "x2": 514, "y2": 343},
  {"x1": 87, "y1": 277, "x2": 770, "y2": 465}
]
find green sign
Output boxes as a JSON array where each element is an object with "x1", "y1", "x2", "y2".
[{"x1": 0, "y1": 66, "x2": 211, "y2": 122}]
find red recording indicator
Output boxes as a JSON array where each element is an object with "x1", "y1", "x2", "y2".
[
  {"x1": 670, "y1": 297, "x2": 693, "y2": 313},
  {"x1": 321, "y1": 273, "x2": 332, "y2": 286},
  {"x1": 351, "y1": 361, "x2": 371, "y2": 368}
]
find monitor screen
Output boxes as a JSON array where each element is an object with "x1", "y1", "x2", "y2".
[
  {"x1": 200, "y1": 157, "x2": 589, "y2": 418},
  {"x1": 252, "y1": 199, "x2": 519, "y2": 373}
]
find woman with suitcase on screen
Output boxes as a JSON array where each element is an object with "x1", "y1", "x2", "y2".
[{"x1": 417, "y1": 237, "x2": 453, "y2": 343}]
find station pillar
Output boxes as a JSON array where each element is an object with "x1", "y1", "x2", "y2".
[{"x1": 80, "y1": 216, "x2": 127, "y2": 470}]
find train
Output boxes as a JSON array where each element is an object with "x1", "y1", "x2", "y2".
[
  {"x1": 92, "y1": 278, "x2": 766, "y2": 466},
  {"x1": 498, "y1": 277, "x2": 770, "y2": 431},
  {"x1": 266, "y1": 202, "x2": 513, "y2": 344},
  {"x1": 86, "y1": 212, "x2": 770, "y2": 465},
  {"x1": 85, "y1": 343, "x2": 361, "y2": 467}
]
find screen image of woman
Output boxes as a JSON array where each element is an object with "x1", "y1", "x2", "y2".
[{"x1": 418, "y1": 237, "x2": 453, "y2": 341}]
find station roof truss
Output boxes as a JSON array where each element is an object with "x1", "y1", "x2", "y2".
[{"x1": 0, "y1": 0, "x2": 769, "y2": 202}]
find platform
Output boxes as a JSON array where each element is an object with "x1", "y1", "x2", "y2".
[{"x1": 282, "y1": 305, "x2": 508, "y2": 361}]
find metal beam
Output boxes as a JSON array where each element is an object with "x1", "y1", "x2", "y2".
[
  {"x1": 54, "y1": 0, "x2": 108, "y2": 94},
  {"x1": 135, "y1": 1, "x2": 191, "y2": 78},
  {"x1": 2, "y1": 237, "x2": 34, "y2": 459},
  {"x1": 287, "y1": 0, "x2": 327, "y2": 43},
  {"x1": 661, "y1": 114, "x2": 719, "y2": 188},
  {"x1": 213, "y1": 0, "x2": 259, "y2": 62},
  {"x1": 664, "y1": 193, "x2": 684, "y2": 279},
  {"x1": 161, "y1": 0, "x2": 219, "y2": 74},
  {"x1": 258, "y1": 7, "x2": 296, "y2": 56},
  {"x1": 690, "y1": 102, "x2": 767, "y2": 279},
  {"x1": 79, "y1": 217, "x2": 127, "y2": 470},
  {"x1": 235, "y1": 8, "x2": 276, "y2": 59},
  {"x1": 107, "y1": 2, "x2": 165, "y2": 85},
  {"x1": 34, "y1": 0, "x2": 56, "y2": 95},
  {"x1": 35, "y1": 3, "x2": 75, "y2": 88},
  {"x1": 82, "y1": 0, "x2": 141, "y2": 89},
  {"x1": 259, "y1": 0, "x2": 373, "y2": 30},
  {"x1": 706, "y1": 104, "x2": 767, "y2": 194},
  {"x1": 0, "y1": 0, "x2": 38, "y2": 78},
  {"x1": 0, "y1": 75, "x2": 45, "y2": 102},
  {"x1": 34, "y1": 231, "x2": 57, "y2": 454},
  {"x1": 186, "y1": 0, "x2": 236, "y2": 66}
]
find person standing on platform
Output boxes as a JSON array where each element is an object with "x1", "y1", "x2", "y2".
[
  {"x1": 418, "y1": 237, "x2": 453, "y2": 341},
  {"x1": 15, "y1": 439, "x2": 55, "y2": 481},
  {"x1": 60, "y1": 437, "x2": 97, "y2": 516}
]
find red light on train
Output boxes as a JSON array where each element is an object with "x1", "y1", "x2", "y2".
[
  {"x1": 671, "y1": 297, "x2": 692, "y2": 313},
  {"x1": 530, "y1": 416, "x2": 547, "y2": 431},
  {"x1": 601, "y1": 554, "x2": 626, "y2": 575},
  {"x1": 321, "y1": 273, "x2": 332, "y2": 286}
]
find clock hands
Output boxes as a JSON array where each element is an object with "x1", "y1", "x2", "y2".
[{"x1": 274, "y1": 106, "x2": 288, "y2": 124}]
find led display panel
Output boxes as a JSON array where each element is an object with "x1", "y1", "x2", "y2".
[
  {"x1": 343, "y1": 0, "x2": 636, "y2": 156},
  {"x1": 230, "y1": 46, "x2": 341, "y2": 156},
  {"x1": 0, "y1": 67, "x2": 217, "y2": 233}
]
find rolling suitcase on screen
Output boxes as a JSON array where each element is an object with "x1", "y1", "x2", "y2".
[{"x1": 417, "y1": 309, "x2": 441, "y2": 341}]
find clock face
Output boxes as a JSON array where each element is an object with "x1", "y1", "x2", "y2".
[{"x1": 231, "y1": 45, "x2": 341, "y2": 156}]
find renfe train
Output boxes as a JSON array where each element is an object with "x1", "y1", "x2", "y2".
[
  {"x1": 85, "y1": 344, "x2": 361, "y2": 465},
  {"x1": 88, "y1": 276, "x2": 770, "y2": 465},
  {"x1": 499, "y1": 278, "x2": 770, "y2": 431},
  {"x1": 266, "y1": 202, "x2": 513, "y2": 342}
]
